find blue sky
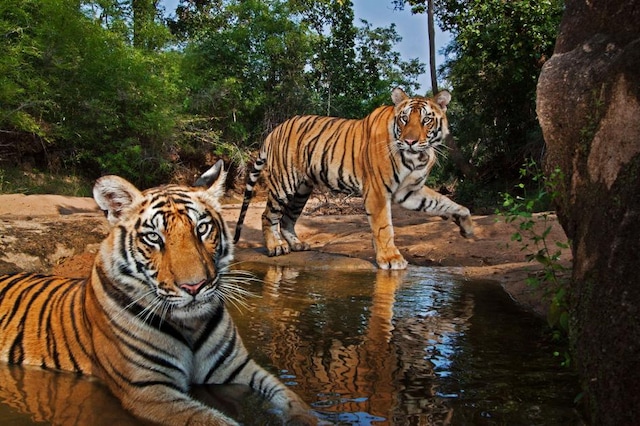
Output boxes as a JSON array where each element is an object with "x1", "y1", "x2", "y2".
[
  {"x1": 161, "y1": 0, "x2": 451, "y2": 92},
  {"x1": 352, "y1": 0, "x2": 451, "y2": 91}
]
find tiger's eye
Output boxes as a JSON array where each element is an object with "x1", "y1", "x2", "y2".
[
  {"x1": 196, "y1": 222, "x2": 212, "y2": 238},
  {"x1": 142, "y1": 232, "x2": 162, "y2": 246}
]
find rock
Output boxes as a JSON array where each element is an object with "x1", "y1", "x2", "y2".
[{"x1": 537, "y1": 0, "x2": 640, "y2": 422}]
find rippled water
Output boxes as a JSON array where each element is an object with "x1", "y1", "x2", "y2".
[{"x1": 0, "y1": 265, "x2": 581, "y2": 425}]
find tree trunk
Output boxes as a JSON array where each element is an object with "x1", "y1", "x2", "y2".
[
  {"x1": 427, "y1": 0, "x2": 438, "y2": 95},
  {"x1": 132, "y1": 0, "x2": 155, "y2": 49},
  {"x1": 536, "y1": 1, "x2": 640, "y2": 424}
]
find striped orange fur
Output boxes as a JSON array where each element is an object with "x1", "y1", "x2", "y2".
[
  {"x1": 0, "y1": 160, "x2": 317, "y2": 425},
  {"x1": 235, "y1": 88, "x2": 474, "y2": 269}
]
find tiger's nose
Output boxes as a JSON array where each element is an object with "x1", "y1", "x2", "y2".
[
  {"x1": 180, "y1": 279, "x2": 207, "y2": 296},
  {"x1": 404, "y1": 139, "x2": 418, "y2": 145}
]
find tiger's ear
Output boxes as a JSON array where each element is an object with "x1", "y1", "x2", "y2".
[
  {"x1": 195, "y1": 159, "x2": 227, "y2": 199},
  {"x1": 391, "y1": 87, "x2": 409, "y2": 106},
  {"x1": 93, "y1": 176, "x2": 143, "y2": 226},
  {"x1": 434, "y1": 90, "x2": 452, "y2": 112}
]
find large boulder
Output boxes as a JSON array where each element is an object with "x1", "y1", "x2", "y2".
[{"x1": 537, "y1": 1, "x2": 640, "y2": 423}]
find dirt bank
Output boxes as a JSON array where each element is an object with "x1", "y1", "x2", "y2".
[{"x1": 0, "y1": 193, "x2": 571, "y2": 317}]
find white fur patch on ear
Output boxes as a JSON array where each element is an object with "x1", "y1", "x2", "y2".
[
  {"x1": 435, "y1": 90, "x2": 452, "y2": 112},
  {"x1": 194, "y1": 159, "x2": 224, "y2": 188},
  {"x1": 93, "y1": 176, "x2": 143, "y2": 225},
  {"x1": 203, "y1": 160, "x2": 227, "y2": 200},
  {"x1": 391, "y1": 87, "x2": 409, "y2": 106}
]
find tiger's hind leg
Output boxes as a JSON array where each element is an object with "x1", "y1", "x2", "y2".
[
  {"x1": 280, "y1": 182, "x2": 313, "y2": 252},
  {"x1": 261, "y1": 183, "x2": 312, "y2": 256},
  {"x1": 262, "y1": 197, "x2": 290, "y2": 257}
]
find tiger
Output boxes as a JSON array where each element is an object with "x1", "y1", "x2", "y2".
[
  {"x1": 233, "y1": 87, "x2": 474, "y2": 270},
  {"x1": 0, "y1": 160, "x2": 317, "y2": 426}
]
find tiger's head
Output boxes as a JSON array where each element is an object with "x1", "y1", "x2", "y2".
[
  {"x1": 390, "y1": 87, "x2": 451, "y2": 156},
  {"x1": 93, "y1": 160, "x2": 239, "y2": 322}
]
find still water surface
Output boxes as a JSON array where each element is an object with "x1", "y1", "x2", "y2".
[{"x1": 0, "y1": 265, "x2": 581, "y2": 425}]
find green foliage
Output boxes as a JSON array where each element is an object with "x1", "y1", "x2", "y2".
[
  {"x1": 177, "y1": 0, "x2": 425, "y2": 150},
  {"x1": 0, "y1": 0, "x2": 53, "y2": 139},
  {"x1": 436, "y1": 0, "x2": 563, "y2": 183},
  {"x1": 0, "y1": 0, "x2": 181, "y2": 187},
  {"x1": 0, "y1": 164, "x2": 92, "y2": 196},
  {"x1": 179, "y1": 0, "x2": 314, "y2": 146},
  {"x1": 307, "y1": 0, "x2": 424, "y2": 118},
  {"x1": 1, "y1": 0, "x2": 425, "y2": 190},
  {"x1": 498, "y1": 159, "x2": 572, "y2": 364}
]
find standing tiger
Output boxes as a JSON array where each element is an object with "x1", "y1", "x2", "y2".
[
  {"x1": 0, "y1": 160, "x2": 317, "y2": 426},
  {"x1": 234, "y1": 87, "x2": 474, "y2": 270}
]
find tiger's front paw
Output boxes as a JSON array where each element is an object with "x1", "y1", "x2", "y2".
[
  {"x1": 264, "y1": 230, "x2": 293, "y2": 256},
  {"x1": 453, "y1": 214, "x2": 474, "y2": 238},
  {"x1": 376, "y1": 249, "x2": 408, "y2": 270}
]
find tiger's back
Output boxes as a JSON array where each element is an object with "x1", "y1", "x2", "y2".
[
  {"x1": 0, "y1": 274, "x2": 94, "y2": 373},
  {"x1": 259, "y1": 107, "x2": 394, "y2": 197}
]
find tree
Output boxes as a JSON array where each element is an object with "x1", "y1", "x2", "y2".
[
  {"x1": 166, "y1": 0, "x2": 229, "y2": 42},
  {"x1": 392, "y1": 0, "x2": 438, "y2": 94},
  {"x1": 308, "y1": 0, "x2": 424, "y2": 118},
  {"x1": 436, "y1": 0, "x2": 563, "y2": 186},
  {"x1": 0, "y1": 0, "x2": 52, "y2": 151},
  {"x1": 179, "y1": 0, "x2": 425, "y2": 144},
  {"x1": 0, "y1": 0, "x2": 181, "y2": 186},
  {"x1": 537, "y1": 0, "x2": 640, "y2": 423},
  {"x1": 179, "y1": 0, "x2": 313, "y2": 149},
  {"x1": 353, "y1": 20, "x2": 424, "y2": 113},
  {"x1": 309, "y1": 0, "x2": 358, "y2": 116}
]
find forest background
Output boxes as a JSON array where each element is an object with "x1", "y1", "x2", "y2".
[{"x1": 0, "y1": 0, "x2": 563, "y2": 211}]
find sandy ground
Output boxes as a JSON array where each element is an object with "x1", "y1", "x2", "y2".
[{"x1": 0, "y1": 193, "x2": 571, "y2": 317}]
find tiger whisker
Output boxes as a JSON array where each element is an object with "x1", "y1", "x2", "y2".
[
  {"x1": 220, "y1": 280, "x2": 259, "y2": 299},
  {"x1": 433, "y1": 142, "x2": 448, "y2": 153},
  {"x1": 220, "y1": 263, "x2": 263, "y2": 279},
  {"x1": 372, "y1": 138, "x2": 396, "y2": 153},
  {"x1": 222, "y1": 260, "x2": 252, "y2": 270},
  {"x1": 158, "y1": 299, "x2": 172, "y2": 328},
  {"x1": 223, "y1": 274, "x2": 263, "y2": 286},
  {"x1": 220, "y1": 291, "x2": 253, "y2": 311},
  {"x1": 221, "y1": 266, "x2": 263, "y2": 285},
  {"x1": 218, "y1": 277, "x2": 260, "y2": 311},
  {"x1": 218, "y1": 285, "x2": 249, "y2": 307},
  {"x1": 109, "y1": 289, "x2": 157, "y2": 325},
  {"x1": 387, "y1": 143, "x2": 400, "y2": 156},
  {"x1": 138, "y1": 297, "x2": 165, "y2": 326}
]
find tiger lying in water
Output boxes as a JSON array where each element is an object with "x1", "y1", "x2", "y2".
[
  {"x1": 233, "y1": 87, "x2": 474, "y2": 269},
  {"x1": 0, "y1": 160, "x2": 317, "y2": 425}
]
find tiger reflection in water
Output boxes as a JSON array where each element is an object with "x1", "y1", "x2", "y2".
[
  {"x1": 0, "y1": 364, "x2": 300, "y2": 425},
  {"x1": 240, "y1": 266, "x2": 475, "y2": 423}
]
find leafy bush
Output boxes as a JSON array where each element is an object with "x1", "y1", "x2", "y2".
[
  {"x1": 0, "y1": 0, "x2": 180, "y2": 187},
  {"x1": 497, "y1": 159, "x2": 572, "y2": 364}
]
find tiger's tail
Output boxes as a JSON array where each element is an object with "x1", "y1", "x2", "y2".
[{"x1": 234, "y1": 149, "x2": 267, "y2": 243}]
